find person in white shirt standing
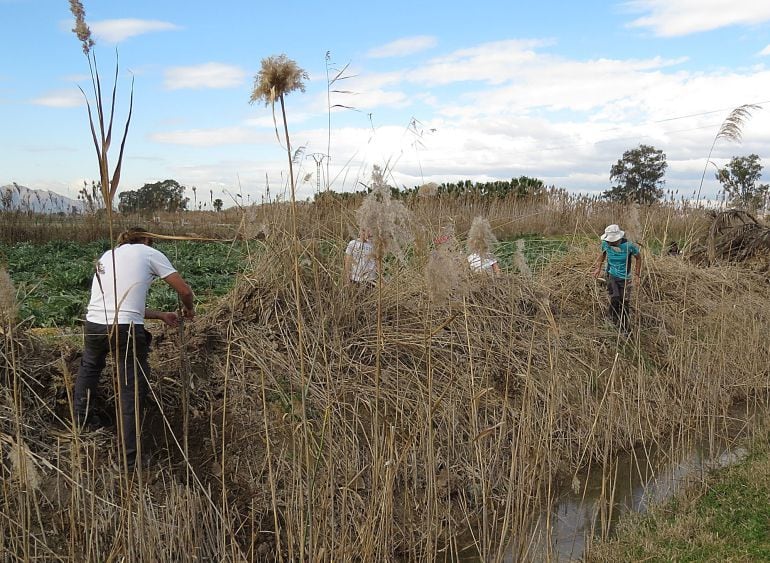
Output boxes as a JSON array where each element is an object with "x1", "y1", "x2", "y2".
[
  {"x1": 343, "y1": 228, "x2": 378, "y2": 285},
  {"x1": 74, "y1": 227, "x2": 195, "y2": 472}
]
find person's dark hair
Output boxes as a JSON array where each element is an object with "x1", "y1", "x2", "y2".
[{"x1": 117, "y1": 227, "x2": 151, "y2": 246}]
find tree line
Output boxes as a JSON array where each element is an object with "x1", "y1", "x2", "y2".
[
  {"x1": 76, "y1": 150, "x2": 767, "y2": 215},
  {"x1": 76, "y1": 179, "x2": 225, "y2": 214},
  {"x1": 603, "y1": 144, "x2": 768, "y2": 209}
]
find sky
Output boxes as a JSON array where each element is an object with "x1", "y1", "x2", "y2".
[{"x1": 2, "y1": 0, "x2": 770, "y2": 207}]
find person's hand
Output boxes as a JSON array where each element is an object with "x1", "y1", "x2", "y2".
[
  {"x1": 632, "y1": 272, "x2": 641, "y2": 287},
  {"x1": 592, "y1": 267, "x2": 602, "y2": 278},
  {"x1": 182, "y1": 306, "x2": 195, "y2": 320},
  {"x1": 159, "y1": 311, "x2": 179, "y2": 328}
]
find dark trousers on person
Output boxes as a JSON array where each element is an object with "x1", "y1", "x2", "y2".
[
  {"x1": 74, "y1": 321, "x2": 150, "y2": 468},
  {"x1": 606, "y1": 275, "x2": 631, "y2": 332}
]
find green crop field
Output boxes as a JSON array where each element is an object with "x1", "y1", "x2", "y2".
[
  {"x1": 0, "y1": 240, "x2": 246, "y2": 327},
  {"x1": 1, "y1": 237, "x2": 571, "y2": 327}
]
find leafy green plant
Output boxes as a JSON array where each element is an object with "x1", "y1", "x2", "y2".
[{"x1": 1, "y1": 240, "x2": 246, "y2": 327}]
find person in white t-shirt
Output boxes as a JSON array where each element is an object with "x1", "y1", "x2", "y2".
[
  {"x1": 343, "y1": 228, "x2": 377, "y2": 285},
  {"x1": 73, "y1": 227, "x2": 195, "y2": 472},
  {"x1": 467, "y1": 252, "x2": 500, "y2": 275}
]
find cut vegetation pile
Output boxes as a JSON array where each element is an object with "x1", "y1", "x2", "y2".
[
  {"x1": 1, "y1": 231, "x2": 770, "y2": 561},
  {"x1": 689, "y1": 209, "x2": 770, "y2": 269}
]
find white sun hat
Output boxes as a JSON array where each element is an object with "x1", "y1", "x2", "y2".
[{"x1": 600, "y1": 224, "x2": 624, "y2": 242}]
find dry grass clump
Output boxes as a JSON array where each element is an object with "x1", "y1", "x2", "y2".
[
  {"x1": 177, "y1": 235, "x2": 769, "y2": 559},
  {"x1": 0, "y1": 267, "x2": 18, "y2": 325},
  {"x1": 2, "y1": 222, "x2": 770, "y2": 560},
  {"x1": 688, "y1": 209, "x2": 770, "y2": 268}
]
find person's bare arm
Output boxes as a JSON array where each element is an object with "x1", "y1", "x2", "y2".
[
  {"x1": 163, "y1": 272, "x2": 195, "y2": 318},
  {"x1": 145, "y1": 309, "x2": 179, "y2": 327}
]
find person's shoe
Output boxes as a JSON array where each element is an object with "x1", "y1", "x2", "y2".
[
  {"x1": 112, "y1": 453, "x2": 154, "y2": 474},
  {"x1": 76, "y1": 413, "x2": 109, "y2": 433}
]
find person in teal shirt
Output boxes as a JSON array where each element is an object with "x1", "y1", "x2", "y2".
[{"x1": 592, "y1": 224, "x2": 642, "y2": 333}]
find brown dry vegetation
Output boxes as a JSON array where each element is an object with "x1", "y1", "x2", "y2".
[
  {"x1": 1, "y1": 199, "x2": 768, "y2": 561},
  {"x1": 0, "y1": 190, "x2": 703, "y2": 244}
]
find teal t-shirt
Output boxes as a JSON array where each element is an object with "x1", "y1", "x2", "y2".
[{"x1": 601, "y1": 239, "x2": 639, "y2": 280}]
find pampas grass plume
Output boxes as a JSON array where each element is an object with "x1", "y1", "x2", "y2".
[
  {"x1": 356, "y1": 168, "x2": 413, "y2": 262},
  {"x1": 249, "y1": 55, "x2": 308, "y2": 106},
  {"x1": 467, "y1": 216, "x2": 497, "y2": 256},
  {"x1": 426, "y1": 224, "x2": 467, "y2": 302},
  {"x1": 69, "y1": 0, "x2": 94, "y2": 55},
  {"x1": 418, "y1": 182, "x2": 438, "y2": 198}
]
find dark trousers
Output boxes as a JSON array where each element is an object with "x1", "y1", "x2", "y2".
[
  {"x1": 74, "y1": 321, "x2": 150, "y2": 467},
  {"x1": 606, "y1": 275, "x2": 631, "y2": 331}
]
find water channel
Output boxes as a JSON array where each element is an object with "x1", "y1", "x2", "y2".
[{"x1": 455, "y1": 401, "x2": 767, "y2": 562}]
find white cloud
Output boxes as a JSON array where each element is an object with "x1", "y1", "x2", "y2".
[
  {"x1": 395, "y1": 39, "x2": 552, "y2": 87},
  {"x1": 759, "y1": 45, "x2": 770, "y2": 56},
  {"x1": 30, "y1": 89, "x2": 83, "y2": 108},
  {"x1": 245, "y1": 111, "x2": 314, "y2": 128},
  {"x1": 625, "y1": 0, "x2": 770, "y2": 37},
  {"x1": 22, "y1": 30, "x2": 770, "y2": 200},
  {"x1": 90, "y1": 19, "x2": 179, "y2": 43},
  {"x1": 150, "y1": 126, "x2": 261, "y2": 146},
  {"x1": 284, "y1": 48, "x2": 770, "y2": 198},
  {"x1": 339, "y1": 40, "x2": 686, "y2": 117},
  {"x1": 366, "y1": 36, "x2": 438, "y2": 58},
  {"x1": 164, "y1": 63, "x2": 247, "y2": 90}
]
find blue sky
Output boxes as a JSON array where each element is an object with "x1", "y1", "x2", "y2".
[{"x1": 2, "y1": 0, "x2": 770, "y2": 206}]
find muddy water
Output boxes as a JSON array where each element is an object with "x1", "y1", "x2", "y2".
[
  {"x1": 531, "y1": 437, "x2": 750, "y2": 561},
  {"x1": 455, "y1": 402, "x2": 767, "y2": 562}
]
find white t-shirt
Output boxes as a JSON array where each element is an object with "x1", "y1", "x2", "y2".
[
  {"x1": 468, "y1": 253, "x2": 498, "y2": 274},
  {"x1": 345, "y1": 239, "x2": 377, "y2": 282},
  {"x1": 86, "y1": 243, "x2": 177, "y2": 325}
]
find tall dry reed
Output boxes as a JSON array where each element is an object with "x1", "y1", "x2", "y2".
[{"x1": 1, "y1": 200, "x2": 768, "y2": 561}]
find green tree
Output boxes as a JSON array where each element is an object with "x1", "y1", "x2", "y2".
[
  {"x1": 116, "y1": 189, "x2": 139, "y2": 213},
  {"x1": 510, "y1": 176, "x2": 545, "y2": 198},
  {"x1": 118, "y1": 179, "x2": 189, "y2": 214},
  {"x1": 213, "y1": 198, "x2": 223, "y2": 212},
  {"x1": 716, "y1": 154, "x2": 769, "y2": 210},
  {"x1": 604, "y1": 144, "x2": 667, "y2": 204}
]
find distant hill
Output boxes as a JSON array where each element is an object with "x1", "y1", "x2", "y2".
[{"x1": 0, "y1": 183, "x2": 84, "y2": 214}]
